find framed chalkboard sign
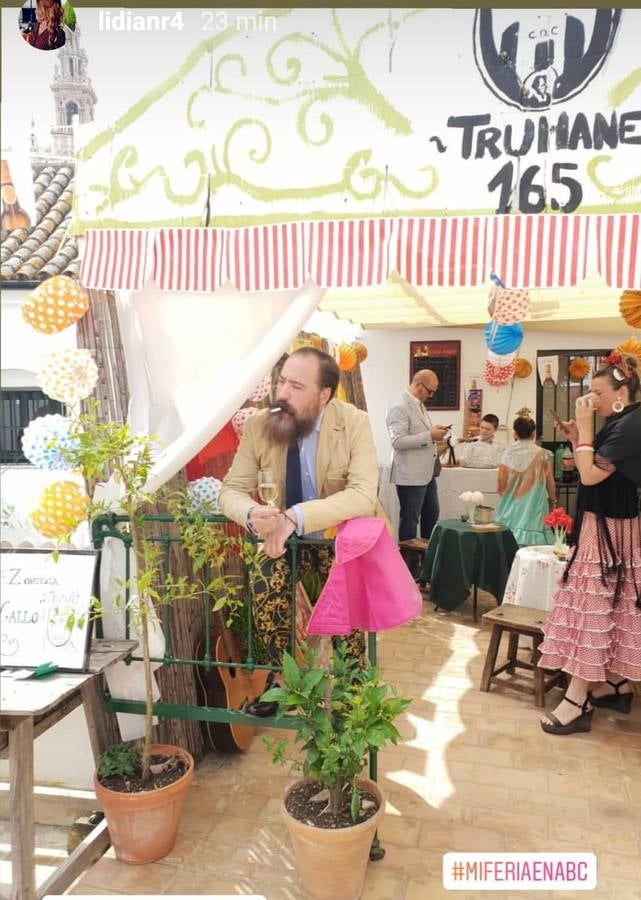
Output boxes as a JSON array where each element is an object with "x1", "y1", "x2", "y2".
[
  {"x1": 410, "y1": 340, "x2": 461, "y2": 411},
  {"x1": 0, "y1": 549, "x2": 98, "y2": 672}
]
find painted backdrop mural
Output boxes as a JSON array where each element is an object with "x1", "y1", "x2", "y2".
[{"x1": 72, "y1": 7, "x2": 641, "y2": 230}]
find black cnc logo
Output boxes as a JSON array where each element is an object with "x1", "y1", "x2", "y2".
[{"x1": 473, "y1": 9, "x2": 621, "y2": 111}]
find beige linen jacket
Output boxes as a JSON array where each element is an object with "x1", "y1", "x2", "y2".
[{"x1": 219, "y1": 399, "x2": 384, "y2": 535}]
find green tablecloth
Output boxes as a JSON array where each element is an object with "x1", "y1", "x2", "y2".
[{"x1": 420, "y1": 519, "x2": 519, "y2": 611}]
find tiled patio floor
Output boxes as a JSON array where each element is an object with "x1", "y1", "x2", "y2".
[{"x1": 61, "y1": 592, "x2": 641, "y2": 897}]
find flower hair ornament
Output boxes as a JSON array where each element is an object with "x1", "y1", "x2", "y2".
[{"x1": 605, "y1": 351, "x2": 628, "y2": 382}]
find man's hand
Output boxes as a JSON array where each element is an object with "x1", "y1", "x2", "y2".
[
  {"x1": 248, "y1": 505, "x2": 282, "y2": 538},
  {"x1": 263, "y1": 514, "x2": 297, "y2": 559},
  {"x1": 431, "y1": 425, "x2": 450, "y2": 442}
]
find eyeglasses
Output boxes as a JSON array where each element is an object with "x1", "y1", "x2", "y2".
[{"x1": 418, "y1": 384, "x2": 436, "y2": 396}]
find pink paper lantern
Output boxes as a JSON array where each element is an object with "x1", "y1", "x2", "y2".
[{"x1": 484, "y1": 359, "x2": 516, "y2": 387}]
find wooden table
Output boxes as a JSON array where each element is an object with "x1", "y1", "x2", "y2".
[{"x1": 0, "y1": 639, "x2": 137, "y2": 900}]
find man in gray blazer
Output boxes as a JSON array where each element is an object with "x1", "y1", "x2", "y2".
[{"x1": 386, "y1": 370, "x2": 449, "y2": 542}]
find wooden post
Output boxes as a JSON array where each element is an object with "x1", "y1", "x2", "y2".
[{"x1": 8, "y1": 717, "x2": 35, "y2": 900}]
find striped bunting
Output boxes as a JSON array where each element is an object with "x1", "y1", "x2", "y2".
[
  {"x1": 305, "y1": 219, "x2": 396, "y2": 288},
  {"x1": 154, "y1": 228, "x2": 224, "y2": 293},
  {"x1": 80, "y1": 229, "x2": 154, "y2": 291},
  {"x1": 595, "y1": 214, "x2": 640, "y2": 289},
  {"x1": 79, "y1": 214, "x2": 639, "y2": 293},
  {"x1": 391, "y1": 216, "x2": 488, "y2": 286},
  {"x1": 486, "y1": 215, "x2": 591, "y2": 288}
]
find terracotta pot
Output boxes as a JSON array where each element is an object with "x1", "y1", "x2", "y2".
[
  {"x1": 94, "y1": 743, "x2": 193, "y2": 865},
  {"x1": 282, "y1": 777, "x2": 384, "y2": 900}
]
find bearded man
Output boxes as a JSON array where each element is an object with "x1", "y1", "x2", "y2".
[{"x1": 219, "y1": 347, "x2": 382, "y2": 714}]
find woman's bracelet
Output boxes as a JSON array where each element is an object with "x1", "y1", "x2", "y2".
[{"x1": 575, "y1": 444, "x2": 594, "y2": 453}]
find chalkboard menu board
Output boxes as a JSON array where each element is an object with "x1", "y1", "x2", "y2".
[{"x1": 410, "y1": 340, "x2": 461, "y2": 411}]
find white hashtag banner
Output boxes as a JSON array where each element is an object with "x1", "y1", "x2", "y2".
[{"x1": 443, "y1": 853, "x2": 597, "y2": 891}]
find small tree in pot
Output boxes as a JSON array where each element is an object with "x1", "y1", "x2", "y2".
[
  {"x1": 55, "y1": 409, "x2": 248, "y2": 863},
  {"x1": 262, "y1": 638, "x2": 409, "y2": 900}
]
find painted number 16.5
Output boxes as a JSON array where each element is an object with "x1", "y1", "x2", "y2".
[{"x1": 488, "y1": 161, "x2": 583, "y2": 214}]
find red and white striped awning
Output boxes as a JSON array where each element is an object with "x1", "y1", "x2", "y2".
[{"x1": 79, "y1": 213, "x2": 640, "y2": 293}]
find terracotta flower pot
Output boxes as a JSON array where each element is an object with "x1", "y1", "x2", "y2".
[
  {"x1": 282, "y1": 777, "x2": 384, "y2": 900},
  {"x1": 93, "y1": 743, "x2": 194, "y2": 865}
]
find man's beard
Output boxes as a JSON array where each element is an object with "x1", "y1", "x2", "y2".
[{"x1": 263, "y1": 399, "x2": 320, "y2": 446}]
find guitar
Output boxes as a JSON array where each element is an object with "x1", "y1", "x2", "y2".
[{"x1": 194, "y1": 611, "x2": 268, "y2": 753}]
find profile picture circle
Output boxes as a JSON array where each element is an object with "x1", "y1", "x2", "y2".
[{"x1": 19, "y1": 0, "x2": 76, "y2": 52}]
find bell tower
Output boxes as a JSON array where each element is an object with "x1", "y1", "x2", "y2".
[{"x1": 50, "y1": 27, "x2": 97, "y2": 157}]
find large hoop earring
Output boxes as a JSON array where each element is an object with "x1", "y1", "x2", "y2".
[{"x1": 612, "y1": 398, "x2": 624, "y2": 413}]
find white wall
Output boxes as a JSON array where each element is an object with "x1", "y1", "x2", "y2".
[{"x1": 361, "y1": 325, "x2": 633, "y2": 465}]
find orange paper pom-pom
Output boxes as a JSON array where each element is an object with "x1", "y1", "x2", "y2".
[
  {"x1": 338, "y1": 343, "x2": 357, "y2": 372},
  {"x1": 22, "y1": 276, "x2": 89, "y2": 334},
  {"x1": 620, "y1": 290, "x2": 641, "y2": 328},
  {"x1": 352, "y1": 341, "x2": 368, "y2": 363},
  {"x1": 30, "y1": 481, "x2": 89, "y2": 538},
  {"x1": 615, "y1": 336, "x2": 641, "y2": 366},
  {"x1": 568, "y1": 357, "x2": 590, "y2": 381},
  {"x1": 513, "y1": 358, "x2": 532, "y2": 379}
]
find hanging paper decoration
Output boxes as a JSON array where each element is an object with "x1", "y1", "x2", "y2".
[
  {"x1": 513, "y1": 358, "x2": 533, "y2": 379},
  {"x1": 620, "y1": 290, "x2": 641, "y2": 328},
  {"x1": 568, "y1": 357, "x2": 591, "y2": 381},
  {"x1": 337, "y1": 343, "x2": 357, "y2": 372},
  {"x1": 30, "y1": 481, "x2": 89, "y2": 538},
  {"x1": 489, "y1": 287, "x2": 531, "y2": 325},
  {"x1": 248, "y1": 375, "x2": 271, "y2": 403},
  {"x1": 22, "y1": 276, "x2": 89, "y2": 334},
  {"x1": 186, "y1": 477, "x2": 222, "y2": 514},
  {"x1": 487, "y1": 349, "x2": 517, "y2": 368},
  {"x1": 231, "y1": 406, "x2": 259, "y2": 439},
  {"x1": 38, "y1": 348, "x2": 98, "y2": 404},
  {"x1": 21, "y1": 414, "x2": 78, "y2": 469},
  {"x1": 614, "y1": 336, "x2": 641, "y2": 366},
  {"x1": 484, "y1": 359, "x2": 516, "y2": 387},
  {"x1": 484, "y1": 322, "x2": 523, "y2": 355},
  {"x1": 352, "y1": 341, "x2": 368, "y2": 363}
]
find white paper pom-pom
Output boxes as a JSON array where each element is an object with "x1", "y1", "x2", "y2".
[
  {"x1": 186, "y1": 477, "x2": 222, "y2": 514},
  {"x1": 21, "y1": 414, "x2": 78, "y2": 470}
]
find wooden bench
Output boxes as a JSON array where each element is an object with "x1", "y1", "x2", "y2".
[
  {"x1": 398, "y1": 538, "x2": 429, "y2": 580},
  {"x1": 479, "y1": 604, "x2": 565, "y2": 707}
]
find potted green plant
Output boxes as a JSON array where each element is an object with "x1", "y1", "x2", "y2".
[
  {"x1": 262, "y1": 638, "x2": 410, "y2": 900},
  {"x1": 55, "y1": 408, "x2": 248, "y2": 864}
]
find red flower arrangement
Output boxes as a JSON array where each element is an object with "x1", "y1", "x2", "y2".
[
  {"x1": 543, "y1": 507, "x2": 573, "y2": 549},
  {"x1": 605, "y1": 351, "x2": 622, "y2": 365}
]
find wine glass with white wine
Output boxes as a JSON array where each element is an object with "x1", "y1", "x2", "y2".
[{"x1": 258, "y1": 467, "x2": 278, "y2": 507}]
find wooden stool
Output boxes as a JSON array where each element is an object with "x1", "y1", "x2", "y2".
[
  {"x1": 398, "y1": 538, "x2": 429, "y2": 581},
  {"x1": 479, "y1": 604, "x2": 565, "y2": 707}
]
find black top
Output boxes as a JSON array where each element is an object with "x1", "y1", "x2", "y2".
[{"x1": 565, "y1": 402, "x2": 641, "y2": 607}]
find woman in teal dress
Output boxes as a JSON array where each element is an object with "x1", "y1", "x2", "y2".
[{"x1": 496, "y1": 417, "x2": 556, "y2": 546}]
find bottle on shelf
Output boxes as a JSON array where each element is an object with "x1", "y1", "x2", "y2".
[
  {"x1": 554, "y1": 444, "x2": 565, "y2": 482},
  {"x1": 1, "y1": 160, "x2": 31, "y2": 231},
  {"x1": 543, "y1": 364, "x2": 555, "y2": 387},
  {"x1": 561, "y1": 444, "x2": 576, "y2": 483}
]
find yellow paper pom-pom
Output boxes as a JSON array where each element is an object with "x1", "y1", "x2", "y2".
[
  {"x1": 513, "y1": 358, "x2": 532, "y2": 379},
  {"x1": 352, "y1": 341, "x2": 368, "y2": 363},
  {"x1": 30, "y1": 481, "x2": 89, "y2": 538},
  {"x1": 337, "y1": 343, "x2": 357, "y2": 372},
  {"x1": 568, "y1": 357, "x2": 591, "y2": 381},
  {"x1": 22, "y1": 276, "x2": 89, "y2": 334},
  {"x1": 620, "y1": 290, "x2": 641, "y2": 328},
  {"x1": 614, "y1": 336, "x2": 641, "y2": 366}
]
